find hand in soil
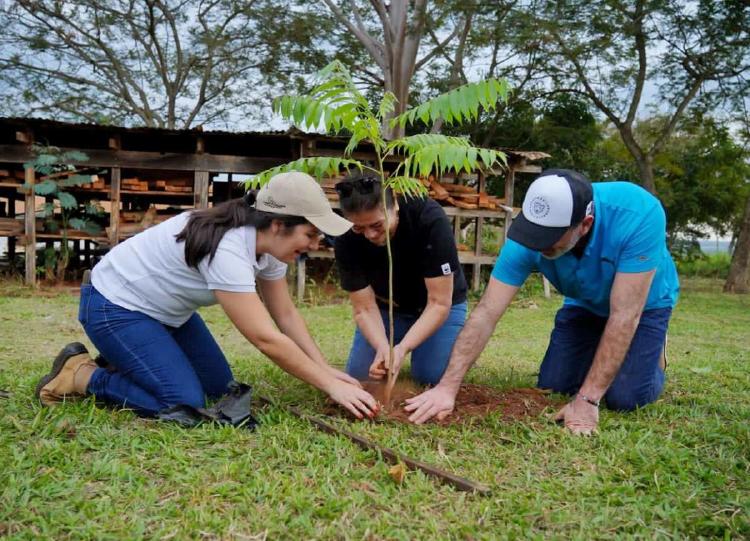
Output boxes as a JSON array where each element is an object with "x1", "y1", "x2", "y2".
[
  {"x1": 403, "y1": 385, "x2": 456, "y2": 424},
  {"x1": 326, "y1": 380, "x2": 379, "y2": 419},
  {"x1": 553, "y1": 397, "x2": 599, "y2": 435},
  {"x1": 369, "y1": 344, "x2": 407, "y2": 380}
]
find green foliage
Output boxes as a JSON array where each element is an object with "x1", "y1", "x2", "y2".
[
  {"x1": 392, "y1": 79, "x2": 511, "y2": 130},
  {"x1": 253, "y1": 61, "x2": 510, "y2": 195},
  {"x1": 22, "y1": 145, "x2": 104, "y2": 234},
  {"x1": 21, "y1": 145, "x2": 106, "y2": 281},
  {"x1": 676, "y1": 253, "x2": 732, "y2": 279},
  {"x1": 593, "y1": 115, "x2": 750, "y2": 237}
]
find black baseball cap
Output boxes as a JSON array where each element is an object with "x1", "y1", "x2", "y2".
[{"x1": 507, "y1": 169, "x2": 594, "y2": 251}]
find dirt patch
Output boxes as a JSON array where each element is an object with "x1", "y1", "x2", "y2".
[{"x1": 326, "y1": 379, "x2": 559, "y2": 425}]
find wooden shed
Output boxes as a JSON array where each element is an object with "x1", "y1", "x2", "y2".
[{"x1": 0, "y1": 117, "x2": 548, "y2": 293}]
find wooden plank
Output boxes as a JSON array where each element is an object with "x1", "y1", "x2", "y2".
[
  {"x1": 473, "y1": 216, "x2": 483, "y2": 291},
  {"x1": 0, "y1": 145, "x2": 283, "y2": 174},
  {"x1": 296, "y1": 257, "x2": 306, "y2": 301},
  {"x1": 109, "y1": 167, "x2": 121, "y2": 245},
  {"x1": 503, "y1": 166, "x2": 517, "y2": 241},
  {"x1": 194, "y1": 171, "x2": 209, "y2": 208},
  {"x1": 24, "y1": 165, "x2": 36, "y2": 287}
]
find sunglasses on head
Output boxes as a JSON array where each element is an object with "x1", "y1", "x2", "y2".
[{"x1": 334, "y1": 176, "x2": 380, "y2": 198}]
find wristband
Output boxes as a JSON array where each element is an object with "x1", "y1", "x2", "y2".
[{"x1": 576, "y1": 393, "x2": 600, "y2": 407}]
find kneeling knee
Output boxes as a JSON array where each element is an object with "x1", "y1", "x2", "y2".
[
  {"x1": 157, "y1": 386, "x2": 206, "y2": 410},
  {"x1": 605, "y1": 389, "x2": 659, "y2": 412}
]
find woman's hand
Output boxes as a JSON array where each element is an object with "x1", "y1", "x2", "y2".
[
  {"x1": 368, "y1": 343, "x2": 407, "y2": 380},
  {"x1": 325, "y1": 380, "x2": 379, "y2": 419},
  {"x1": 327, "y1": 366, "x2": 363, "y2": 387}
]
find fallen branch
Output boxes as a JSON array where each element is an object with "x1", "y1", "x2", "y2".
[{"x1": 257, "y1": 395, "x2": 491, "y2": 495}]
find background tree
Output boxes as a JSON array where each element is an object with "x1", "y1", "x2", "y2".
[
  {"x1": 0, "y1": 0, "x2": 287, "y2": 129},
  {"x1": 724, "y1": 93, "x2": 750, "y2": 293},
  {"x1": 312, "y1": 0, "x2": 489, "y2": 137},
  {"x1": 530, "y1": 0, "x2": 750, "y2": 194}
]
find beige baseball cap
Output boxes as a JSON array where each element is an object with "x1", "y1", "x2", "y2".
[{"x1": 255, "y1": 172, "x2": 353, "y2": 236}]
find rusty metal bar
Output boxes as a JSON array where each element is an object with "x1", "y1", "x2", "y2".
[{"x1": 257, "y1": 395, "x2": 491, "y2": 495}]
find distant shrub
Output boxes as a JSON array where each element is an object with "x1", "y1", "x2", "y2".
[{"x1": 676, "y1": 252, "x2": 731, "y2": 279}]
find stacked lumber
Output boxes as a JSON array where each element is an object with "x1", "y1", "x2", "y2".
[
  {"x1": 318, "y1": 175, "x2": 504, "y2": 211},
  {"x1": 0, "y1": 169, "x2": 24, "y2": 185},
  {"x1": 122, "y1": 176, "x2": 193, "y2": 193},
  {"x1": 421, "y1": 177, "x2": 505, "y2": 210},
  {"x1": 122, "y1": 177, "x2": 149, "y2": 191},
  {"x1": 77, "y1": 174, "x2": 106, "y2": 190},
  {"x1": 320, "y1": 177, "x2": 340, "y2": 202},
  {"x1": 0, "y1": 217, "x2": 23, "y2": 236},
  {"x1": 110, "y1": 206, "x2": 181, "y2": 238}
]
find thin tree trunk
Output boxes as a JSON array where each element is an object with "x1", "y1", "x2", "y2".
[{"x1": 724, "y1": 194, "x2": 750, "y2": 293}]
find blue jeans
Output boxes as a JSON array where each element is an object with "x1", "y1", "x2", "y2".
[
  {"x1": 537, "y1": 305, "x2": 671, "y2": 411},
  {"x1": 78, "y1": 285, "x2": 233, "y2": 416},
  {"x1": 345, "y1": 302, "x2": 467, "y2": 385}
]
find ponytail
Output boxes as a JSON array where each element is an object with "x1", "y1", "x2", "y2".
[{"x1": 176, "y1": 193, "x2": 308, "y2": 268}]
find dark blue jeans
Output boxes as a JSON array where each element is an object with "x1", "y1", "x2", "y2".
[
  {"x1": 78, "y1": 285, "x2": 233, "y2": 416},
  {"x1": 345, "y1": 302, "x2": 467, "y2": 385},
  {"x1": 537, "y1": 305, "x2": 671, "y2": 411}
]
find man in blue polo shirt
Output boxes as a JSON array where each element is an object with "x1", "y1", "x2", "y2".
[{"x1": 404, "y1": 169, "x2": 679, "y2": 434}]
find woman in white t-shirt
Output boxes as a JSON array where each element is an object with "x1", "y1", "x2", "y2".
[{"x1": 35, "y1": 172, "x2": 379, "y2": 419}]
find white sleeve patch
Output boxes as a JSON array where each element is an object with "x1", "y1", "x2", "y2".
[{"x1": 441, "y1": 262, "x2": 451, "y2": 275}]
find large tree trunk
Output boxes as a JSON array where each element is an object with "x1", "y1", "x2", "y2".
[
  {"x1": 724, "y1": 194, "x2": 750, "y2": 293},
  {"x1": 635, "y1": 155, "x2": 656, "y2": 195}
]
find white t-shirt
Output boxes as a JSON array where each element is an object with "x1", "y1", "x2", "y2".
[{"x1": 91, "y1": 212, "x2": 287, "y2": 327}]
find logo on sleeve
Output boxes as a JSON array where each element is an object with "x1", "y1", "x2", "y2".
[{"x1": 441, "y1": 263, "x2": 451, "y2": 275}]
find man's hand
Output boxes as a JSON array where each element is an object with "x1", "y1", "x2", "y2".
[
  {"x1": 368, "y1": 344, "x2": 407, "y2": 380},
  {"x1": 553, "y1": 396, "x2": 599, "y2": 435},
  {"x1": 326, "y1": 380, "x2": 379, "y2": 419},
  {"x1": 403, "y1": 385, "x2": 456, "y2": 424}
]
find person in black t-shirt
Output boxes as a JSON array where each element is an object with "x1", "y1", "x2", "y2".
[{"x1": 333, "y1": 172, "x2": 468, "y2": 385}]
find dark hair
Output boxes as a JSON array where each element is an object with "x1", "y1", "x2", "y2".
[
  {"x1": 336, "y1": 171, "x2": 394, "y2": 215},
  {"x1": 176, "y1": 193, "x2": 308, "y2": 268}
]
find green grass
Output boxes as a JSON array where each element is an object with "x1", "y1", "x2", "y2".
[{"x1": 1, "y1": 277, "x2": 748, "y2": 539}]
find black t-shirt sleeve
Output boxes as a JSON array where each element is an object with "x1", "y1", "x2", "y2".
[
  {"x1": 334, "y1": 233, "x2": 370, "y2": 292},
  {"x1": 419, "y1": 200, "x2": 461, "y2": 278}
]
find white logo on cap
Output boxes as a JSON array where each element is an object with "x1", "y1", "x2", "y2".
[
  {"x1": 522, "y1": 174, "x2": 574, "y2": 227},
  {"x1": 529, "y1": 197, "x2": 550, "y2": 219}
]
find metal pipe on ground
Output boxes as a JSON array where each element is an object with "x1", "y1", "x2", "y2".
[{"x1": 257, "y1": 395, "x2": 491, "y2": 495}]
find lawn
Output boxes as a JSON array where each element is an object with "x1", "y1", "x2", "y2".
[{"x1": 1, "y1": 277, "x2": 748, "y2": 540}]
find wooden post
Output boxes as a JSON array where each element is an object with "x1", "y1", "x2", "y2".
[
  {"x1": 503, "y1": 163, "x2": 517, "y2": 241},
  {"x1": 24, "y1": 164, "x2": 36, "y2": 286},
  {"x1": 194, "y1": 171, "x2": 209, "y2": 208},
  {"x1": 296, "y1": 257, "x2": 306, "y2": 301},
  {"x1": 194, "y1": 136, "x2": 209, "y2": 209},
  {"x1": 472, "y1": 172, "x2": 486, "y2": 291},
  {"x1": 109, "y1": 167, "x2": 121, "y2": 245}
]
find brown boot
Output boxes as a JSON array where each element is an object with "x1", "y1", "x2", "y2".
[{"x1": 35, "y1": 342, "x2": 98, "y2": 406}]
